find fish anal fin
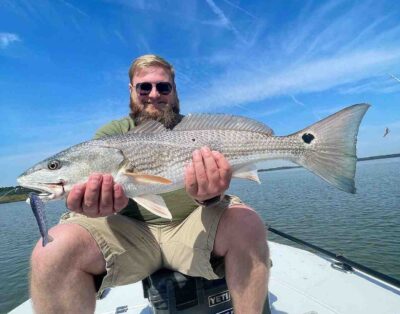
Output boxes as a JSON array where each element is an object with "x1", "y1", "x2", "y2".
[
  {"x1": 124, "y1": 171, "x2": 172, "y2": 185},
  {"x1": 133, "y1": 195, "x2": 172, "y2": 219},
  {"x1": 233, "y1": 164, "x2": 261, "y2": 184}
]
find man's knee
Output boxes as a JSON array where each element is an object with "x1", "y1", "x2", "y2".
[
  {"x1": 214, "y1": 205, "x2": 267, "y2": 256},
  {"x1": 31, "y1": 223, "x2": 105, "y2": 275}
]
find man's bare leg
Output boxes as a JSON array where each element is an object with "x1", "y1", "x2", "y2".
[
  {"x1": 214, "y1": 205, "x2": 269, "y2": 314},
  {"x1": 30, "y1": 223, "x2": 106, "y2": 314}
]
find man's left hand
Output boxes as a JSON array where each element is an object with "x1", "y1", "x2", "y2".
[{"x1": 185, "y1": 146, "x2": 232, "y2": 202}]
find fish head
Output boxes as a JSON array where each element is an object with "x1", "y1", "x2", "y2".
[{"x1": 17, "y1": 143, "x2": 125, "y2": 201}]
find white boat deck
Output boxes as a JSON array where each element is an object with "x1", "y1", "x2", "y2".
[
  {"x1": 10, "y1": 241, "x2": 400, "y2": 314},
  {"x1": 268, "y1": 242, "x2": 400, "y2": 313}
]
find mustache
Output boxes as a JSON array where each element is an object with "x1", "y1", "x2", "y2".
[
  {"x1": 142, "y1": 100, "x2": 166, "y2": 105},
  {"x1": 131, "y1": 102, "x2": 183, "y2": 129}
]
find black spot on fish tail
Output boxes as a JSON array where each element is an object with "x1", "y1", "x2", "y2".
[{"x1": 302, "y1": 133, "x2": 315, "y2": 144}]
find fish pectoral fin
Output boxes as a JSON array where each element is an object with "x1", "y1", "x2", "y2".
[
  {"x1": 232, "y1": 164, "x2": 261, "y2": 184},
  {"x1": 123, "y1": 171, "x2": 172, "y2": 185},
  {"x1": 133, "y1": 195, "x2": 173, "y2": 219}
]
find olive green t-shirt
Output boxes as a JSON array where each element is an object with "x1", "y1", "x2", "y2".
[{"x1": 94, "y1": 116, "x2": 198, "y2": 223}]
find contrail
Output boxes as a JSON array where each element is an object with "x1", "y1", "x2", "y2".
[
  {"x1": 290, "y1": 95, "x2": 306, "y2": 107},
  {"x1": 388, "y1": 73, "x2": 400, "y2": 83},
  {"x1": 205, "y1": 0, "x2": 246, "y2": 44}
]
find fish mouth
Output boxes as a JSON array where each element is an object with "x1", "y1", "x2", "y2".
[{"x1": 20, "y1": 180, "x2": 66, "y2": 201}]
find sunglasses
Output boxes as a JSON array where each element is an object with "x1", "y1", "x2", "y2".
[{"x1": 135, "y1": 82, "x2": 173, "y2": 96}]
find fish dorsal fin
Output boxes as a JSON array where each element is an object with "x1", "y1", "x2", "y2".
[
  {"x1": 129, "y1": 120, "x2": 169, "y2": 134},
  {"x1": 173, "y1": 114, "x2": 274, "y2": 135}
]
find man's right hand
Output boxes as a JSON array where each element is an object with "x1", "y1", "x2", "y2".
[{"x1": 66, "y1": 173, "x2": 129, "y2": 217}]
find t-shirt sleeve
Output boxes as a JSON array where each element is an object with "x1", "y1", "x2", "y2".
[
  {"x1": 94, "y1": 121, "x2": 123, "y2": 139},
  {"x1": 93, "y1": 117, "x2": 134, "y2": 139}
]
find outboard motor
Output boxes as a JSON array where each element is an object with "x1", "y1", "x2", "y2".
[{"x1": 142, "y1": 269, "x2": 270, "y2": 313}]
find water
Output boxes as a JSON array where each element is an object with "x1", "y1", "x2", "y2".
[
  {"x1": 229, "y1": 157, "x2": 400, "y2": 279},
  {"x1": 1, "y1": 158, "x2": 399, "y2": 313},
  {"x1": 0, "y1": 201, "x2": 66, "y2": 313}
]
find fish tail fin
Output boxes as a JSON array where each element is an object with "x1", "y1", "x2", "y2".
[
  {"x1": 42, "y1": 234, "x2": 54, "y2": 247},
  {"x1": 292, "y1": 103, "x2": 370, "y2": 193}
]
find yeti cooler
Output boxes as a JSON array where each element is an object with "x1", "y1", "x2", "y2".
[{"x1": 142, "y1": 268, "x2": 270, "y2": 313}]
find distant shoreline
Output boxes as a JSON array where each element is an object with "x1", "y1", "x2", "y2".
[
  {"x1": 0, "y1": 189, "x2": 36, "y2": 204},
  {"x1": 357, "y1": 153, "x2": 400, "y2": 162},
  {"x1": 1, "y1": 153, "x2": 399, "y2": 204}
]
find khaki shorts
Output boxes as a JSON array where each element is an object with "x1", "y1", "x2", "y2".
[{"x1": 60, "y1": 195, "x2": 243, "y2": 298}]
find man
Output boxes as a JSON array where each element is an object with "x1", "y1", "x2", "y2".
[{"x1": 30, "y1": 55, "x2": 269, "y2": 313}]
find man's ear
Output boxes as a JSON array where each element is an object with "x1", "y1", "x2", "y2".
[{"x1": 129, "y1": 83, "x2": 133, "y2": 93}]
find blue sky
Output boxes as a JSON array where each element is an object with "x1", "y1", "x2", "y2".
[{"x1": 1, "y1": 0, "x2": 400, "y2": 187}]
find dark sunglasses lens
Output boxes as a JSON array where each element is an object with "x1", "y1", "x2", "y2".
[
  {"x1": 156, "y1": 82, "x2": 172, "y2": 95},
  {"x1": 137, "y1": 82, "x2": 152, "y2": 95}
]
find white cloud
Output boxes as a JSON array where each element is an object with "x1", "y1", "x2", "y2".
[
  {"x1": 221, "y1": 0, "x2": 256, "y2": 19},
  {"x1": 338, "y1": 76, "x2": 400, "y2": 94},
  {"x1": 0, "y1": 32, "x2": 20, "y2": 48},
  {"x1": 177, "y1": 0, "x2": 400, "y2": 113},
  {"x1": 204, "y1": 0, "x2": 246, "y2": 44},
  {"x1": 58, "y1": 0, "x2": 88, "y2": 17},
  {"x1": 104, "y1": 0, "x2": 158, "y2": 10},
  {"x1": 388, "y1": 73, "x2": 400, "y2": 84},
  {"x1": 183, "y1": 49, "x2": 400, "y2": 111},
  {"x1": 290, "y1": 95, "x2": 306, "y2": 107}
]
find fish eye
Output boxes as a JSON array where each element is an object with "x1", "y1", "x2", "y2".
[{"x1": 48, "y1": 160, "x2": 61, "y2": 170}]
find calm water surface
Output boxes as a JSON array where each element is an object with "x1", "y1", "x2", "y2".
[{"x1": 1, "y1": 158, "x2": 399, "y2": 313}]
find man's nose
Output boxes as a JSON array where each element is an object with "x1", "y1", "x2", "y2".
[{"x1": 148, "y1": 85, "x2": 160, "y2": 98}]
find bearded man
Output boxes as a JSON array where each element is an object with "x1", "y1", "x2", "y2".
[{"x1": 30, "y1": 54, "x2": 269, "y2": 314}]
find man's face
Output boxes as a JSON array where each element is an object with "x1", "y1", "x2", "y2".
[{"x1": 130, "y1": 66, "x2": 177, "y2": 121}]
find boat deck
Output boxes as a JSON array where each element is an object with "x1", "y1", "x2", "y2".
[{"x1": 10, "y1": 241, "x2": 400, "y2": 313}]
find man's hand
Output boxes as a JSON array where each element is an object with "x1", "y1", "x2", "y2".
[
  {"x1": 185, "y1": 147, "x2": 232, "y2": 202},
  {"x1": 66, "y1": 173, "x2": 129, "y2": 217}
]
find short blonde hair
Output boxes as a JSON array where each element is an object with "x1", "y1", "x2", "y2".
[{"x1": 128, "y1": 54, "x2": 176, "y2": 84}]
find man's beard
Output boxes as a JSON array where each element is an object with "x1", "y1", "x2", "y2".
[{"x1": 130, "y1": 99, "x2": 183, "y2": 129}]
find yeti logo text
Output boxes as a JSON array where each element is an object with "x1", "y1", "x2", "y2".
[{"x1": 208, "y1": 290, "x2": 231, "y2": 307}]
